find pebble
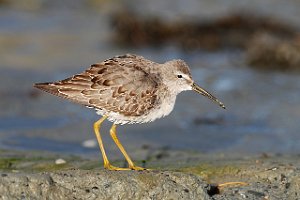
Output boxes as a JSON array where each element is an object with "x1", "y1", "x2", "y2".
[
  {"x1": 82, "y1": 139, "x2": 97, "y2": 148},
  {"x1": 55, "y1": 158, "x2": 67, "y2": 165}
]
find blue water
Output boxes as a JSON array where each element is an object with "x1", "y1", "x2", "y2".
[{"x1": 1, "y1": 0, "x2": 300, "y2": 156}]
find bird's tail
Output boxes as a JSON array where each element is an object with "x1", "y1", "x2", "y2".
[{"x1": 34, "y1": 82, "x2": 64, "y2": 97}]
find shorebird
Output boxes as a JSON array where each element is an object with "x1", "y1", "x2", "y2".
[{"x1": 34, "y1": 54, "x2": 225, "y2": 170}]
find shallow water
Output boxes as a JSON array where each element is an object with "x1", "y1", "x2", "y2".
[{"x1": 1, "y1": 0, "x2": 300, "y2": 157}]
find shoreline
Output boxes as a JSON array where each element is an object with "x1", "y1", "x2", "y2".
[{"x1": 0, "y1": 149, "x2": 299, "y2": 199}]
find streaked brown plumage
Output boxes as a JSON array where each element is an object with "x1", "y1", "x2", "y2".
[
  {"x1": 36, "y1": 55, "x2": 156, "y2": 115},
  {"x1": 34, "y1": 54, "x2": 225, "y2": 170}
]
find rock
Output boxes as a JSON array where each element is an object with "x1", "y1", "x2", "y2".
[
  {"x1": 111, "y1": 11, "x2": 297, "y2": 51},
  {"x1": 82, "y1": 139, "x2": 97, "y2": 148},
  {"x1": 246, "y1": 33, "x2": 300, "y2": 71},
  {"x1": 0, "y1": 170, "x2": 211, "y2": 200},
  {"x1": 55, "y1": 158, "x2": 67, "y2": 165}
]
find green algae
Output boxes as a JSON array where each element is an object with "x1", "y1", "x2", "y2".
[
  {"x1": 0, "y1": 153, "x2": 72, "y2": 172},
  {"x1": 179, "y1": 163, "x2": 241, "y2": 182},
  {"x1": 0, "y1": 157, "x2": 23, "y2": 170},
  {"x1": 136, "y1": 172, "x2": 159, "y2": 187},
  {"x1": 31, "y1": 162, "x2": 70, "y2": 171}
]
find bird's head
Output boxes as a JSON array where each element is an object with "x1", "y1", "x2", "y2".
[{"x1": 162, "y1": 59, "x2": 225, "y2": 109}]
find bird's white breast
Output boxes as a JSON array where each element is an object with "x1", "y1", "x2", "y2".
[{"x1": 95, "y1": 93, "x2": 177, "y2": 125}]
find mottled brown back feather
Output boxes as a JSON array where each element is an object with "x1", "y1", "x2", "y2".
[{"x1": 34, "y1": 54, "x2": 162, "y2": 117}]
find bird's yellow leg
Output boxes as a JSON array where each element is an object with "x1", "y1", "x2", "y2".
[
  {"x1": 94, "y1": 116, "x2": 130, "y2": 170},
  {"x1": 110, "y1": 124, "x2": 147, "y2": 170}
]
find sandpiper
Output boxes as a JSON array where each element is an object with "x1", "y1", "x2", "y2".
[{"x1": 34, "y1": 54, "x2": 225, "y2": 170}]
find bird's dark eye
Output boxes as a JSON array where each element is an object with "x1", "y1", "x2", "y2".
[{"x1": 177, "y1": 75, "x2": 183, "y2": 78}]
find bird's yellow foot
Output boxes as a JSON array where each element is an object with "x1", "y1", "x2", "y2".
[
  {"x1": 104, "y1": 163, "x2": 132, "y2": 171},
  {"x1": 129, "y1": 165, "x2": 149, "y2": 171}
]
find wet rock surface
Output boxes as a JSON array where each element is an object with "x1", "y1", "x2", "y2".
[
  {"x1": 111, "y1": 12, "x2": 297, "y2": 51},
  {"x1": 0, "y1": 150, "x2": 299, "y2": 199},
  {"x1": 246, "y1": 33, "x2": 300, "y2": 71}
]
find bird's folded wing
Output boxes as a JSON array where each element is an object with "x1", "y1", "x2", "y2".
[{"x1": 35, "y1": 54, "x2": 160, "y2": 117}]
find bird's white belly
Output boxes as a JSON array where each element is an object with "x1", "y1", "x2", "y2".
[
  {"x1": 95, "y1": 95, "x2": 177, "y2": 125},
  {"x1": 141, "y1": 96, "x2": 176, "y2": 123}
]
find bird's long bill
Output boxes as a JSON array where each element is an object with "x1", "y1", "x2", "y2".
[{"x1": 192, "y1": 83, "x2": 226, "y2": 109}]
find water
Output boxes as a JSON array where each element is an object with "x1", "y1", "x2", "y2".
[{"x1": 1, "y1": 0, "x2": 300, "y2": 157}]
